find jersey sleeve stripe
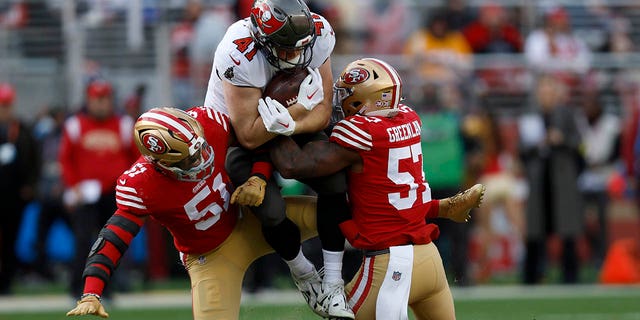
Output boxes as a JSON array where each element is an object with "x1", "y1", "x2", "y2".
[
  {"x1": 331, "y1": 132, "x2": 371, "y2": 151},
  {"x1": 115, "y1": 191, "x2": 143, "y2": 203},
  {"x1": 116, "y1": 198, "x2": 147, "y2": 210},
  {"x1": 339, "y1": 120, "x2": 372, "y2": 140},
  {"x1": 116, "y1": 185, "x2": 137, "y2": 193},
  {"x1": 332, "y1": 125, "x2": 373, "y2": 148},
  {"x1": 206, "y1": 107, "x2": 229, "y2": 132},
  {"x1": 115, "y1": 185, "x2": 147, "y2": 209}
]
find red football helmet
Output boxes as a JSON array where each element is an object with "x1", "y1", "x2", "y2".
[{"x1": 134, "y1": 107, "x2": 214, "y2": 181}]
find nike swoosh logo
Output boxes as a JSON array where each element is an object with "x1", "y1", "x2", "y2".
[
  {"x1": 307, "y1": 88, "x2": 319, "y2": 99},
  {"x1": 119, "y1": 179, "x2": 126, "y2": 184},
  {"x1": 229, "y1": 54, "x2": 241, "y2": 66},
  {"x1": 277, "y1": 121, "x2": 290, "y2": 128}
]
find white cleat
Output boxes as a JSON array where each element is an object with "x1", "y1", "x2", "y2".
[
  {"x1": 292, "y1": 268, "x2": 324, "y2": 317},
  {"x1": 317, "y1": 280, "x2": 355, "y2": 319}
]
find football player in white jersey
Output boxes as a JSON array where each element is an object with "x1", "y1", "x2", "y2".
[
  {"x1": 203, "y1": 0, "x2": 353, "y2": 318},
  {"x1": 261, "y1": 58, "x2": 486, "y2": 320}
]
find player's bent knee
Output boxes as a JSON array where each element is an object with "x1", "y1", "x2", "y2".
[
  {"x1": 284, "y1": 195, "x2": 318, "y2": 241},
  {"x1": 192, "y1": 278, "x2": 240, "y2": 320}
]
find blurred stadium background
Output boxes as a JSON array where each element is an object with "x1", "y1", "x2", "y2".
[{"x1": 1, "y1": 0, "x2": 640, "y2": 318}]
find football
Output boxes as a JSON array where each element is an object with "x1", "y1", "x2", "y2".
[{"x1": 262, "y1": 68, "x2": 310, "y2": 107}]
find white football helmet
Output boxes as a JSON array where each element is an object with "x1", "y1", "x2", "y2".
[{"x1": 134, "y1": 107, "x2": 214, "y2": 181}]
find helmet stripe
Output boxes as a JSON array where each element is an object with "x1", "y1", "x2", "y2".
[
  {"x1": 142, "y1": 111, "x2": 195, "y2": 142},
  {"x1": 363, "y1": 58, "x2": 401, "y2": 109}
]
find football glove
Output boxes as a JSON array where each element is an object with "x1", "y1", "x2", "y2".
[
  {"x1": 258, "y1": 97, "x2": 296, "y2": 136},
  {"x1": 66, "y1": 294, "x2": 109, "y2": 318},
  {"x1": 439, "y1": 184, "x2": 485, "y2": 223},
  {"x1": 296, "y1": 67, "x2": 324, "y2": 111},
  {"x1": 231, "y1": 175, "x2": 267, "y2": 207}
]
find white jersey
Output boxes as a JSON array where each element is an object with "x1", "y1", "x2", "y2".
[{"x1": 203, "y1": 14, "x2": 336, "y2": 115}]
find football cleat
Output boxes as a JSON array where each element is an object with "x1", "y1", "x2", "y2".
[
  {"x1": 292, "y1": 268, "x2": 324, "y2": 317},
  {"x1": 317, "y1": 280, "x2": 354, "y2": 319}
]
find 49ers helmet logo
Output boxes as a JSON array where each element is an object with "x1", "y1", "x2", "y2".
[
  {"x1": 343, "y1": 68, "x2": 370, "y2": 84},
  {"x1": 141, "y1": 133, "x2": 167, "y2": 154}
]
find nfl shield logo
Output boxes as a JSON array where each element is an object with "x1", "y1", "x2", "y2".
[{"x1": 392, "y1": 271, "x2": 402, "y2": 281}]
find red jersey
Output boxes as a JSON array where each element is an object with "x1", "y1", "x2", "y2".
[
  {"x1": 114, "y1": 107, "x2": 237, "y2": 254},
  {"x1": 59, "y1": 113, "x2": 139, "y2": 193},
  {"x1": 330, "y1": 105, "x2": 439, "y2": 250}
]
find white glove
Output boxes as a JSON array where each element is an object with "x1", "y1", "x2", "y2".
[
  {"x1": 258, "y1": 97, "x2": 296, "y2": 136},
  {"x1": 296, "y1": 67, "x2": 324, "y2": 111}
]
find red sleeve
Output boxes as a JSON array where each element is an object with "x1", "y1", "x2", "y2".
[
  {"x1": 250, "y1": 146, "x2": 273, "y2": 180},
  {"x1": 426, "y1": 199, "x2": 440, "y2": 219},
  {"x1": 82, "y1": 210, "x2": 146, "y2": 296},
  {"x1": 502, "y1": 25, "x2": 523, "y2": 52}
]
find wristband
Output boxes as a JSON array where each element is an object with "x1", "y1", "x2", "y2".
[{"x1": 80, "y1": 293, "x2": 102, "y2": 302}]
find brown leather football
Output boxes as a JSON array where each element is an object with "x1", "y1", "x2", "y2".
[{"x1": 262, "y1": 68, "x2": 309, "y2": 107}]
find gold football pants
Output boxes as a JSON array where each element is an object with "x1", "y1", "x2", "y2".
[
  {"x1": 182, "y1": 196, "x2": 318, "y2": 320},
  {"x1": 345, "y1": 242, "x2": 455, "y2": 320}
]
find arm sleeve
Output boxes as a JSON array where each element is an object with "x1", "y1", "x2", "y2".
[
  {"x1": 82, "y1": 210, "x2": 146, "y2": 296},
  {"x1": 250, "y1": 145, "x2": 273, "y2": 181}
]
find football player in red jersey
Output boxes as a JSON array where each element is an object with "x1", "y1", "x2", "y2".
[
  {"x1": 65, "y1": 107, "x2": 319, "y2": 319},
  {"x1": 260, "y1": 58, "x2": 485, "y2": 320}
]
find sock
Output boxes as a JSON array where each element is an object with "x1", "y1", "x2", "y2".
[
  {"x1": 285, "y1": 247, "x2": 315, "y2": 278},
  {"x1": 322, "y1": 249, "x2": 344, "y2": 284}
]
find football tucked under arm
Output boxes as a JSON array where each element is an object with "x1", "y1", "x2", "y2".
[{"x1": 262, "y1": 67, "x2": 310, "y2": 108}]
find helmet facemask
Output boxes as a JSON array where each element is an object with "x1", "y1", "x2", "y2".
[
  {"x1": 155, "y1": 138, "x2": 215, "y2": 182},
  {"x1": 250, "y1": 0, "x2": 316, "y2": 71},
  {"x1": 135, "y1": 108, "x2": 215, "y2": 182}
]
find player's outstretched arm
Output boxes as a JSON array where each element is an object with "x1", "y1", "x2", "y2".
[
  {"x1": 66, "y1": 211, "x2": 146, "y2": 318},
  {"x1": 66, "y1": 294, "x2": 108, "y2": 318},
  {"x1": 269, "y1": 135, "x2": 359, "y2": 179}
]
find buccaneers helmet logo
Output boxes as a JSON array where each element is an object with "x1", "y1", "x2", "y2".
[
  {"x1": 142, "y1": 133, "x2": 167, "y2": 154},
  {"x1": 251, "y1": 1, "x2": 285, "y2": 35},
  {"x1": 343, "y1": 67, "x2": 370, "y2": 84}
]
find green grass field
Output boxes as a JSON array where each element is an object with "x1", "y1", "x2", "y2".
[{"x1": 2, "y1": 285, "x2": 639, "y2": 320}]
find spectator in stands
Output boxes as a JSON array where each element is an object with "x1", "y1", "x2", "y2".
[
  {"x1": 189, "y1": 4, "x2": 233, "y2": 99},
  {"x1": 31, "y1": 107, "x2": 68, "y2": 280},
  {"x1": 362, "y1": 0, "x2": 413, "y2": 55},
  {"x1": 404, "y1": 9, "x2": 473, "y2": 86},
  {"x1": 462, "y1": 2, "x2": 523, "y2": 54},
  {"x1": 123, "y1": 83, "x2": 146, "y2": 120},
  {"x1": 576, "y1": 76, "x2": 621, "y2": 268},
  {"x1": 0, "y1": 0, "x2": 27, "y2": 28},
  {"x1": 524, "y1": 6, "x2": 592, "y2": 76},
  {"x1": 442, "y1": 0, "x2": 474, "y2": 31},
  {"x1": 602, "y1": 14, "x2": 634, "y2": 54},
  {"x1": 0, "y1": 82, "x2": 39, "y2": 294},
  {"x1": 518, "y1": 74, "x2": 584, "y2": 284},
  {"x1": 59, "y1": 79, "x2": 139, "y2": 298},
  {"x1": 170, "y1": 0, "x2": 202, "y2": 108},
  {"x1": 419, "y1": 82, "x2": 478, "y2": 286},
  {"x1": 465, "y1": 111, "x2": 526, "y2": 283}
]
